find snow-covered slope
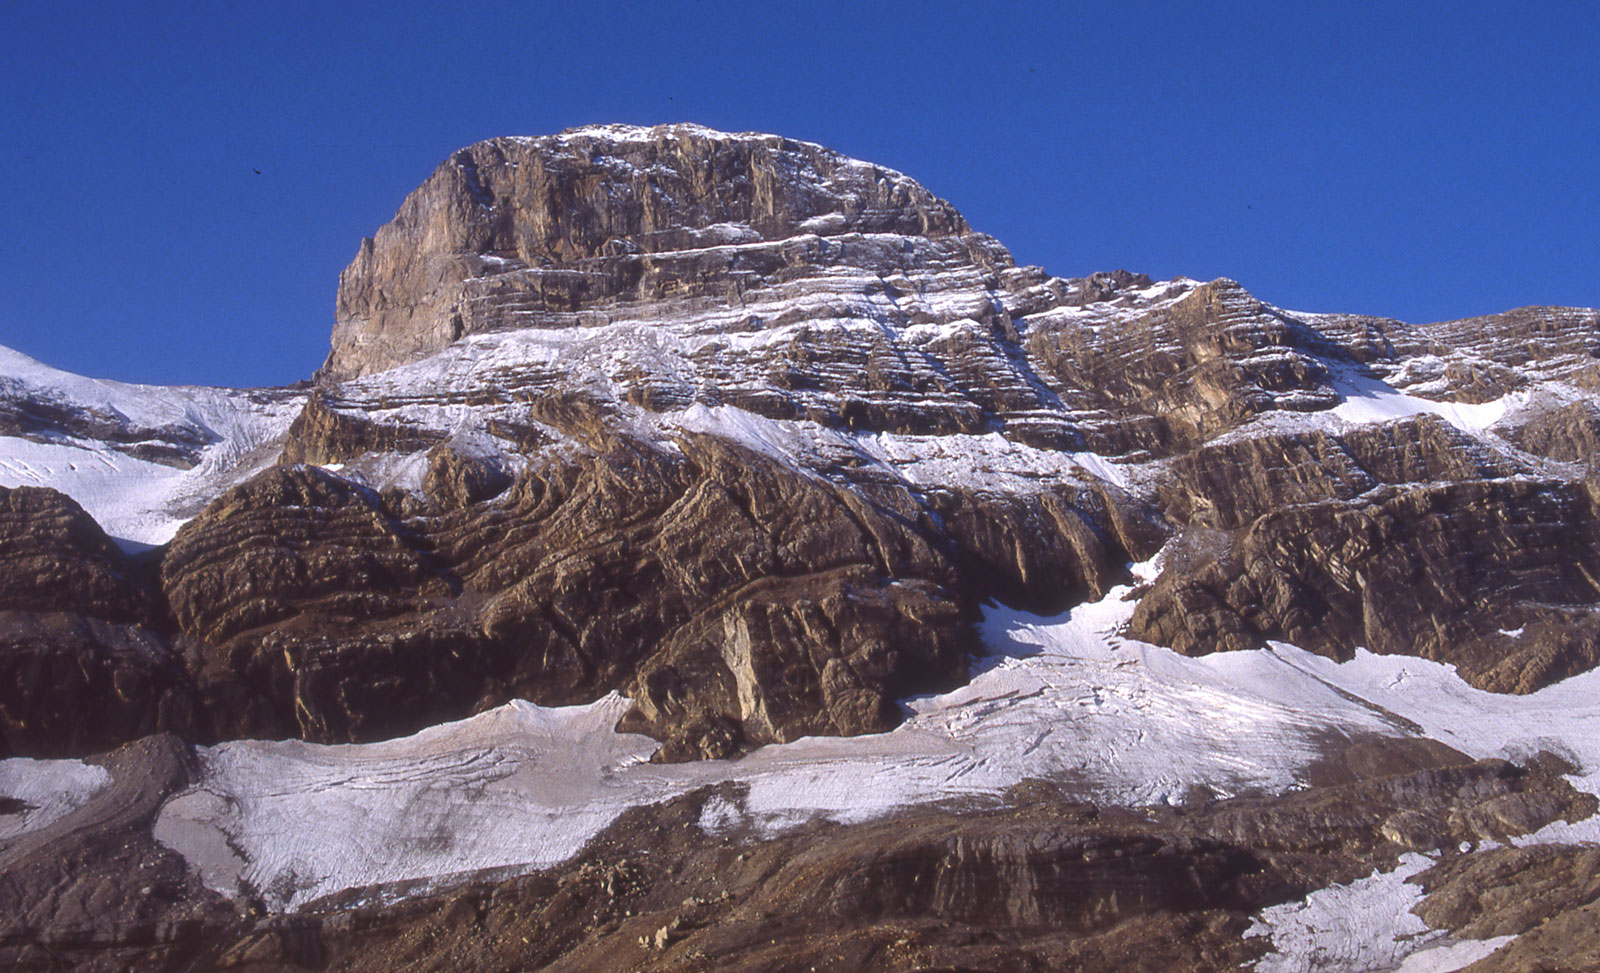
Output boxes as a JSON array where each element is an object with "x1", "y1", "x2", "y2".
[
  {"x1": 0, "y1": 344, "x2": 305, "y2": 545},
  {"x1": 1248, "y1": 853, "x2": 1516, "y2": 973},
  {"x1": 145, "y1": 551, "x2": 1600, "y2": 927}
]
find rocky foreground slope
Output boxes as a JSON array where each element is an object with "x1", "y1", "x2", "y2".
[{"x1": 3, "y1": 124, "x2": 1600, "y2": 970}]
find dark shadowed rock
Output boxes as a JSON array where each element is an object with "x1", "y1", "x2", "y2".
[
  {"x1": 0, "y1": 486, "x2": 156, "y2": 623},
  {"x1": 0, "y1": 487, "x2": 196, "y2": 757}
]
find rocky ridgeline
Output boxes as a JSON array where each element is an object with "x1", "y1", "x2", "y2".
[
  {"x1": 324, "y1": 125, "x2": 972, "y2": 380},
  {"x1": 2, "y1": 123, "x2": 1600, "y2": 765}
]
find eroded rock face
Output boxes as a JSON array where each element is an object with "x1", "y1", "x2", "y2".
[
  {"x1": 1509, "y1": 399, "x2": 1600, "y2": 462},
  {"x1": 2, "y1": 123, "x2": 1599, "y2": 764},
  {"x1": 0, "y1": 486, "x2": 156, "y2": 623},
  {"x1": 0, "y1": 612, "x2": 199, "y2": 759},
  {"x1": 1413, "y1": 844, "x2": 1600, "y2": 972},
  {"x1": 5, "y1": 124, "x2": 1600, "y2": 758},
  {"x1": 1129, "y1": 388, "x2": 1600, "y2": 693},
  {"x1": 1131, "y1": 476, "x2": 1600, "y2": 691},
  {"x1": 164, "y1": 466, "x2": 447, "y2": 647},
  {"x1": 0, "y1": 487, "x2": 196, "y2": 757},
  {"x1": 325, "y1": 124, "x2": 970, "y2": 381},
  {"x1": 156, "y1": 431, "x2": 987, "y2": 754},
  {"x1": 1026, "y1": 278, "x2": 1342, "y2": 455}
]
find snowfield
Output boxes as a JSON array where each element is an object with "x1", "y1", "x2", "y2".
[
  {"x1": 128, "y1": 553, "x2": 1600, "y2": 964},
  {"x1": 0, "y1": 344, "x2": 304, "y2": 546}
]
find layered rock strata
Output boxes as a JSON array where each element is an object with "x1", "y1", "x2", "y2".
[
  {"x1": 3, "y1": 122, "x2": 1600, "y2": 971},
  {"x1": 3, "y1": 124, "x2": 1600, "y2": 759},
  {"x1": 3, "y1": 734, "x2": 1591, "y2": 971}
]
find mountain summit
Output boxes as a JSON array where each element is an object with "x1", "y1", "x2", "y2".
[{"x1": 326, "y1": 124, "x2": 970, "y2": 379}]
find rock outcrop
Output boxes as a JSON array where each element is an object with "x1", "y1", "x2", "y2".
[
  {"x1": 324, "y1": 125, "x2": 970, "y2": 381},
  {"x1": 0, "y1": 487, "x2": 196, "y2": 757},
  {"x1": 0, "y1": 486, "x2": 156, "y2": 623},
  {"x1": 160, "y1": 433, "x2": 980, "y2": 754}
]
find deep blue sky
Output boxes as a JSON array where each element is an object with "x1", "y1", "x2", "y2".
[{"x1": 4, "y1": 1, "x2": 1597, "y2": 388}]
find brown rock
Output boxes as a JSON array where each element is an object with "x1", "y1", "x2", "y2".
[
  {"x1": 0, "y1": 487, "x2": 190, "y2": 757},
  {"x1": 0, "y1": 485, "x2": 156, "y2": 623},
  {"x1": 153, "y1": 432, "x2": 980, "y2": 753},
  {"x1": 323, "y1": 125, "x2": 970, "y2": 381},
  {"x1": 0, "y1": 613, "x2": 196, "y2": 758},
  {"x1": 162, "y1": 465, "x2": 448, "y2": 648},
  {"x1": 1132, "y1": 477, "x2": 1600, "y2": 692},
  {"x1": 1027, "y1": 279, "x2": 1341, "y2": 457}
]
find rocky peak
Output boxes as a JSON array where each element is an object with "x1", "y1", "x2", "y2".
[
  {"x1": 8, "y1": 125, "x2": 1600, "y2": 970},
  {"x1": 324, "y1": 123, "x2": 978, "y2": 380}
]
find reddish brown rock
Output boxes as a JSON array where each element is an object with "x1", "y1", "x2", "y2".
[
  {"x1": 0, "y1": 486, "x2": 156, "y2": 623},
  {"x1": 0, "y1": 487, "x2": 194, "y2": 756}
]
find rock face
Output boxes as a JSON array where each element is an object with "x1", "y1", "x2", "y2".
[
  {"x1": 4, "y1": 123, "x2": 1600, "y2": 757},
  {"x1": 1131, "y1": 474, "x2": 1600, "y2": 692},
  {"x1": 0, "y1": 486, "x2": 155, "y2": 623},
  {"x1": 0, "y1": 487, "x2": 198, "y2": 757},
  {"x1": 4, "y1": 122, "x2": 1600, "y2": 968},
  {"x1": 159, "y1": 436, "x2": 977, "y2": 753},
  {"x1": 325, "y1": 124, "x2": 969, "y2": 380}
]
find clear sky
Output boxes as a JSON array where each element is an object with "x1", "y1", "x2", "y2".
[{"x1": 3, "y1": 1, "x2": 1597, "y2": 388}]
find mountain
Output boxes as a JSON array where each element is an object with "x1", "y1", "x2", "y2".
[{"x1": 2, "y1": 123, "x2": 1598, "y2": 970}]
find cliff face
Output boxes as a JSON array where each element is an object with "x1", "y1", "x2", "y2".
[
  {"x1": 325, "y1": 124, "x2": 969, "y2": 380},
  {"x1": 3, "y1": 124, "x2": 1600, "y2": 970},
  {"x1": 5, "y1": 125, "x2": 1600, "y2": 758},
  {"x1": 0, "y1": 486, "x2": 195, "y2": 757}
]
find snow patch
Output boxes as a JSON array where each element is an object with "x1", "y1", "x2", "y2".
[
  {"x1": 797, "y1": 213, "x2": 848, "y2": 235},
  {"x1": 1247, "y1": 853, "x2": 1512, "y2": 972},
  {"x1": 147, "y1": 571, "x2": 1600, "y2": 913},
  {"x1": 154, "y1": 695, "x2": 667, "y2": 909},
  {"x1": 1329, "y1": 368, "x2": 1515, "y2": 432},
  {"x1": 665, "y1": 403, "x2": 1136, "y2": 494},
  {"x1": 0, "y1": 757, "x2": 112, "y2": 841},
  {"x1": 152, "y1": 578, "x2": 1408, "y2": 911},
  {"x1": 1259, "y1": 644, "x2": 1600, "y2": 847},
  {"x1": 1395, "y1": 937, "x2": 1519, "y2": 972},
  {"x1": 0, "y1": 344, "x2": 305, "y2": 544}
]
